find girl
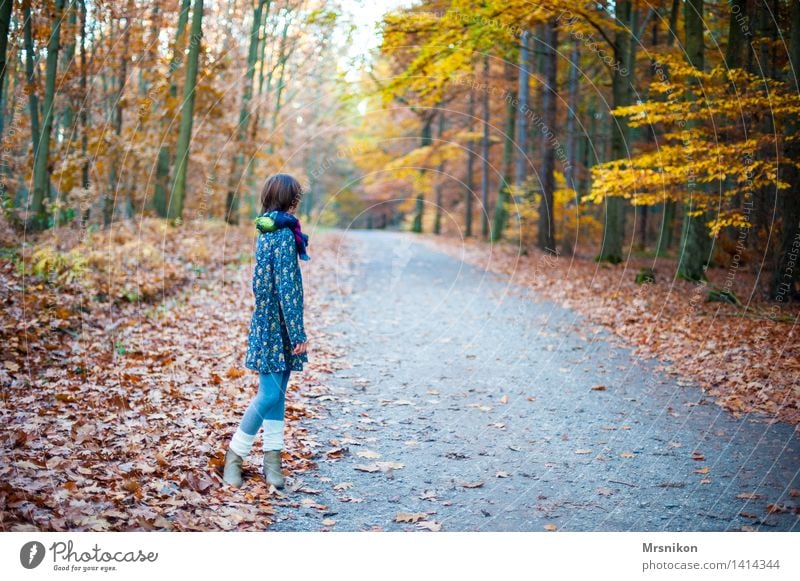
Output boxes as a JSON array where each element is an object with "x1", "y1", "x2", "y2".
[{"x1": 223, "y1": 173, "x2": 310, "y2": 489}]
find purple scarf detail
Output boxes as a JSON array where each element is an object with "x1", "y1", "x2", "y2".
[{"x1": 255, "y1": 210, "x2": 310, "y2": 260}]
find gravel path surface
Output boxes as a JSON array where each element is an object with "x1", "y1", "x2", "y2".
[{"x1": 272, "y1": 230, "x2": 799, "y2": 532}]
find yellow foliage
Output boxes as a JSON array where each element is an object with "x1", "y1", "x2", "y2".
[
  {"x1": 589, "y1": 57, "x2": 800, "y2": 237},
  {"x1": 27, "y1": 246, "x2": 88, "y2": 286},
  {"x1": 510, "y1": 181, "x2": 602, "y2": 250}
]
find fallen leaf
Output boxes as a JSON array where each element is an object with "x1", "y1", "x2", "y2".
[
  {"x1": 377, "y1": 461, "x2": 404, "y2": 471},
  {"x1": 417, "y1": 521, "x2": 442, "y2": 531},
  {"x1": 300, "y1": 498, "x2": 328, "y2": 510},
  {"x1": 766, "y1": 503, "x2": 788, "y2": 514},
  {"x1": 295, "y1": 486, "x2": 321, "y2": 495},
  {"x1": 356, "y1": 449, "x2": 381, "y2": 459},
  {"x1": 543, "y1": 524, "x2": 557, "y2": 531},
  {"x1": 395, "y1": 512, "x2": 427, "y2": 523},
  {"x1": 736, "y1": 492, "x2": 763, "y2": 500},
  {"x1": 499, "y1": 395, "x2": 509, "y2": 404},
  {"x1": 121, "y1": 479, "x2": 141, "y2": 494},
  {"x1": 75, "y1": 516, "x2": 111, "y2": 531},
  {"x1": 354, "y1": 464, "x2": 380, "y2": 473},
  {"x1": 620, "y1": 452, "x2": 635, "y2": 458},
  {"x1": 184, "y1": 472, "x2": 214, "y2": 493},
  {"x1": 321, "y1": 518, "x2": 336, "y2": 526},
  {"x1": 462, "y1": 481, "x2": 484, "y2": 489},
  {"x1": 354, "y1": 461, "x2": 404, "y2": 473},
  {"x1": 333, "y1": 482, "x2": 353, "y2": 491},
  {"x1": 575, "y1": 449, "x2": 592, "y2": 455},
  {"x1": 591, "y1": 385, "x2": 606, "y2": 391},
  {"x1": 694, "y1": 467, "x2": 710, "y2": 474}
]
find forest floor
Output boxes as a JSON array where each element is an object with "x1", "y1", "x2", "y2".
[
  {"x1": 1, "y1": 221, "x2": 798, "y2": 531},
  {"x1": 0, "y1": 218, "x2": 347, "y2": 531}
]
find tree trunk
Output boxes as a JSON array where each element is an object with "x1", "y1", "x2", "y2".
[
  {"x1": 168, "y1": 0, "x2": 204, "y2": 222},
  {"x1": 252, "y1": 0, "x2": 271, "y2": 140},
  {"x1": 79, "y1": 0, "x2": 89, "y2": 221},
  {"x1": 491, "y1": 68, "x2": 515, "y2": 243},
  {"x1": 538, "y1": 20, "x2": 557, "y2": 253},
  {"x1": 514, "y1": 30, "x2": 531, "y2": 189},
  {"x1": 565, "y1": 38, "x2": 579, "y2": 193},
  {"x1": 657, "y1": 0, "x2": 682, "y2": 254},
  {"x1": 169, "y1": 0, "x2": 192, "y2": 99},
  {"x1": 597, "y1": 0, "x2": 632, "y2": 263},
  {"x1": 0, "y1": 0, "x2": 13, "y2": 138},
  {"x1": 636, "y1": 206, "x2": 648, "y2": 250},
  {"x1": 771, "y1": 0, "x2": 800, "y2": 300},
  {"x1": 561, "y1": 37, "x2": 580, "y2": 256},
  {"x1": 228, "y1": 0, "x2": 268, "y2": 224},
  {"x1": 725, "y1": 0, "x2": 749, "y2": 69},
  {"x1": 579, "y1": 102, "x2": 593, "y2": 196},
  {"x1": 411, "y1": 194, "x2": 424, "y2": 233},
  {"x1": 491, "y1": 93, "x2": 516, "y2": 242},
  {"x1": 480, "y1": 54, "x2": 490, "y2": 239},
  {"x1": 512, "y1": 29, "x2": 530, "y2": 227},
  {"x1": 61, "y1": 5, "x2": 77, "y2": 136},
  {"x1": 24, "y1": 4, "x2": 40, "y2": 167},
  {"x1": 30, "y1": 0, "x2": 66, "y2": 229},
  {"x1": 433, "y1": 111, "x2": 445, "y2": 235},
  {"x1": 411, "y1": 113, "x2": 433, "y2": 233},
  {"x1": 139, "y1": 3, "x2": 161, "y2": 96},
  {"x1": 267, "y1": 14, "x2": 291, "y2": 153},
  {"x1": 464, "y1": 87, "x2": 475, "y2": 237},
  {"x1": 153, "y1": 0, "x2": 191, "y2": 218},
  {"x1": 677, "y1": 0, "x2": 711, "y2": 281},
  {"x1": 105, "y1": 0, "x2": 134, "y2": 227}
]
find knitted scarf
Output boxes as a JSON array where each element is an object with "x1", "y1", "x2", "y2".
[{"x1": 255, "y1": 210, "x2": 310, "y2": 261}]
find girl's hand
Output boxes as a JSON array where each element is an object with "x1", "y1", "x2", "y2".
[{"x1": 292, "y1": 341, "x2": 308, "y2": 355}]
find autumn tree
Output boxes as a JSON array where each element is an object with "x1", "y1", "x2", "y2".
[
  {"x1": 168, "y1": 0, "x2": 204, "y2": 221},
  {"x1": 30, "y1": 0, "x2": 66, "y2": 229}
]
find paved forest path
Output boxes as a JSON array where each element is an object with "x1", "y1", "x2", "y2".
[{"x1": 272, "y1": 230, "x2": 799, "y2": 532}]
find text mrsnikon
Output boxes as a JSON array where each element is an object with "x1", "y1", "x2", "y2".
[
  {"x1": 642, "y1": 543, "x2": 698, "y2": 553},
  {"x1": 50, "y1": 541, "x2": 158, "y2": 563}
]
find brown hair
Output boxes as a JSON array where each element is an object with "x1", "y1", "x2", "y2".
[{"x1": 260, "y1": 173, "x2": 303, "y2": 214}]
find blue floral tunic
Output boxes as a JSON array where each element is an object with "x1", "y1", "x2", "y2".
[{"x1": 245, "y1": 227, "x2": 307, "y2": 373}]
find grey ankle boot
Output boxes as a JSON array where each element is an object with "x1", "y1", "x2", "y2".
[
  {"x1": 262, "y1": 450, "x2": 285, "y2": 489},
  {"x1": 223, "y1": 448, "x2": 244, "y2": 488}
]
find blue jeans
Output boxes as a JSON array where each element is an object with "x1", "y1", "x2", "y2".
[{"x1": 239, "y1": 369, "x2": 291, "y2": 435}]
